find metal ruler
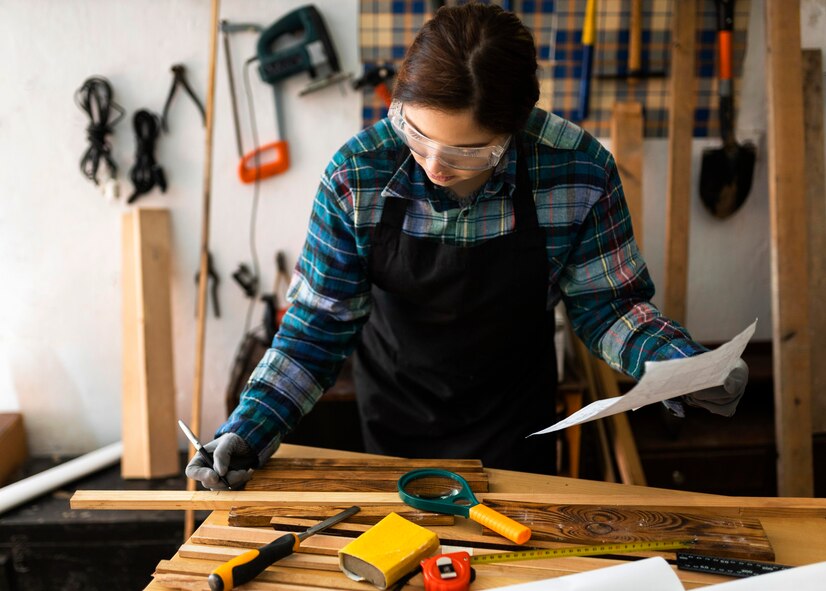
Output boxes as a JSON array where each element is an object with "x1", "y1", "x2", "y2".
[
  {"x1": 470, "y1": 540, "x2": 694, "y2": 564},
  {"x1": 676, "y1": 552, "x2": 791, "y2": 578}
]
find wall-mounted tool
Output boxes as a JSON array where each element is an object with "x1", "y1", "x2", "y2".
[
  {"x1": 353, "y1": 64, "x2": 395, "y2": 108},
  {"x1": 238, "y1": 5, "x2": 349, "y2": 183},
  {"x1": 161, "y1": 64, "x2": 206, "y2": 133},
  {"x1": 220, "y1": 21, "x2": 263, "y2": 175},
  {"x1": 699, "y1": 0, "x2": 756, "y2": 219},
  {"x1": 575, "y1": 0, "x2": 597, "y2": 122}
]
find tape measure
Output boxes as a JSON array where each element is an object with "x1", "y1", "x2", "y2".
[
  {"x1": 420, "y1": 541, "x2": 694, "y2": 591},
  {"x1": 470, "y1": 540, "x2": 695, "y2": 564},
  {"x1": 676, "y1": 552, "x2": 791, "y2": 578}
]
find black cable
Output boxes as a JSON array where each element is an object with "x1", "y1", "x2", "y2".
[
  {"x1": 74, "y1": 76, "x2": 125, "y2": 186},
  {"x1": 127, "y1": 110, "x2": 167, "y2": 204}
]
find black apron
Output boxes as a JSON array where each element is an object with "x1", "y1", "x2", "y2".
[{"x1": 353, "y1": 145, "x2": 558, "y2": 474}]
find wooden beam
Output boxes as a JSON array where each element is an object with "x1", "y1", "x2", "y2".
[
  {"x1": 764, "y1": 0, "x2": 814, "y2": 496},
  {"x1": 592, "y1": 361, "x2": 647, "y2": 486},
  {"x1": 663, "y1": 0, "x2": 697, "y2": 324},
  {"x1": 611, "y1": 101, "x2": 645, "y2": 253},
  {"x1": 121, "y1": 208, "x2": 178, "y2": 478},
  {"x1": 802, "y1": 49, "x2": 826, "y2": 435},
  {"x1": 70, "y1": 490, "x2": 826, "y2": 518}
]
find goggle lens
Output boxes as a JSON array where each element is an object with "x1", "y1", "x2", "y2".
[{"x1": 389, "y1": 101, "x2": 509, "y2": 171}]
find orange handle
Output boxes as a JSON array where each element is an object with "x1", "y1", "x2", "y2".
[
  {"x1": 469, "y1": 504, "x2": 531, "y2": 545},
  {"x1": 238, "y1": 140, "x2": 290, "y2": 184},
  {"x1": 718, "y1": 30, "x2": 733, "y2": 81}
]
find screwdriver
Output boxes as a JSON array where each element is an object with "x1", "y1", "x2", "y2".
[{"x1": 208, "y1": 505, "x2": 361, "y2": 591}]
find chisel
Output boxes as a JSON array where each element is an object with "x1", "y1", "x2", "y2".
[{"x1": 208, "y1": 505, "x2": 361, "y2": 591}]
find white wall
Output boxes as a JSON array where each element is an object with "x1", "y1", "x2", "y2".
[
  {"x1": 0, "y1": 0, "x2": 822, "y2": 453},
  {"x1": 0, "y1": 0, "x2": 360, "y2": 454}
]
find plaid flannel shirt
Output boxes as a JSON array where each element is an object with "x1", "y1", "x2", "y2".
[{"x1": 218, "y1": 107, "x2": 705, "y2": 463}]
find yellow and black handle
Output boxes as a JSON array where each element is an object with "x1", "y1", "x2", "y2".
[{"x1": 208, "y1": 532, "x2": 299, "y2": 591}]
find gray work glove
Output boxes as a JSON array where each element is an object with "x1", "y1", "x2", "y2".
[
  {"x1": 682, "y1": 358, "x2": 749, "y2": 417},
  {"x1": 185, "y1": 433, "x2": 257, "y2": 490}
]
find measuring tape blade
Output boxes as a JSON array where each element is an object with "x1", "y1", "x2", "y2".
[
  {"x1": 676, "y1": 552, "x2": 791, "y2": 578},
  {"x1": 470, "y1": 540, "x2": 694, "y2": 565}
]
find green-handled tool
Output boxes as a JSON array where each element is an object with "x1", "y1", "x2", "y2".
[{"x1": 208, "y1": 505, "x2": 360, "y2": 590}]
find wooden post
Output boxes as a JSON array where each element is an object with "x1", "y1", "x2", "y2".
[
  {"x1": 802, "y1": 49, "x2": 826, "y2": 435},
  {"x1": 611, "y1": 102, "x2": 645, "y2": 252},
  {"x1": 122, "y1": 209, "x2": 179, "y2": 478},
  {"x1": 764, "y1": 0, "x2": 814, "y2": 496},
  {"x1": 663, "y1": 0, "x2": 696, "y2": 325},
  {"x1": 186, "y1": 0, "x2": 222, "y2": 538}
]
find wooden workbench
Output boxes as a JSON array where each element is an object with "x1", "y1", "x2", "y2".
[{"x1": 143, "y1": 443, "x2": 826, "y2": 590}]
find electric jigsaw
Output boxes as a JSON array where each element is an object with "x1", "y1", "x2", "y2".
[
  {"x1": 238, "y1": 5, "x2": 348, "y2": 183},
  {"x1": 257, "y1": 5, "x2": 348, "y2": 95}
]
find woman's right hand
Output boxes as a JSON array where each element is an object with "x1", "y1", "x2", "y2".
[{"x1": 184, "y1": 433, "x2": 257, "y2": 490}]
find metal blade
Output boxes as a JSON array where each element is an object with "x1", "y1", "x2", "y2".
[
  {"x1": 296, "y1": 505, "x2": 361, "y2": 541},
  {"x1": 177, "y1": 420, "x2": 203, "y2": 451}
]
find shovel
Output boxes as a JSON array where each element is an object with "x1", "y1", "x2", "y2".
[{"x1": 699, "y1": 0, "x2": 756, "y2": 219}]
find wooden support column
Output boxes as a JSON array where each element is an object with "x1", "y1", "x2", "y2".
[
  {"x1": 802, "y1": 49, "x2": 826, "y2": 434},
  {"x1": 611, "y1": 102, "x2": 645, "y2": 252},
  {"x1": 764, "y1": 0, "x2": 814, "y2": 496},
  {"x1": 663, "y1": 0, "x2": 696, "y2": 325},
  {"x1": 122, "y1": 208, "x2": 179, "y2": 478}
]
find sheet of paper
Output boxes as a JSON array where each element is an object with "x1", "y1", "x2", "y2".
[
  {"x1": 489, "y1": 557, "x2": 684, "y2": 591},
  {"x1": 530, "y1": 320, "x2": 757, "y2": 436}
]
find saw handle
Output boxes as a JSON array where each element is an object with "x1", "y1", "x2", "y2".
[{"x1": 238, "y1": 140, "x2": 289, "y2": 183}]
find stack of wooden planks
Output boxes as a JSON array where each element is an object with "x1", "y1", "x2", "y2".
[{"x1": 68, "y1": 454, "x2": 826, "y2": 590}]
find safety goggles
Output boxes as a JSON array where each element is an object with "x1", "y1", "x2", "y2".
[{"x1": 388, "y1": 101, "x2": 510, "y2": 171}]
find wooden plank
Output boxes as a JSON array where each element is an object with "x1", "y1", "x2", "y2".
[
  {"x1": 663, "y1": 0, "x2": 697, "y2": 325},
  {"x1": 121, "y1": 208, "x2": 178, "y2": 479},
  {"x1": 71, "y1": 490, "x2": 826, "y2": 518},
  {"x1": 610, "y1": 101, "x2": 645, "y2": 253},
  {"x1": 0, "y1": 413, "x2": 27, "y2": 485},
  {"x1": 802, "y1": 49, "x2": 826, "y2": 435},
  {"x1": 193, "y1": 524, "x2": 347, "y2": 555},
  {"x1": 154, "y1": 557, "x2": 367, "y2": 591},
  {"x1": 247, "y1": 471, "x2": 487, "y2": 493},
  {"x1": 764, "y1": 0, "x2": 814, "y2": 496},
  {"x1": 260, "y1": 457, "x2": 484, "y2": 471},
  {"x1": 229, "y1": 504, "x2": 452, "y2": 527},
  {"x1": 592, "y1": 360, "x2": 647, "y2": 486},
  {"x1": 179, "y1": 543, "x2": 341, "y2": 571},
  {"x1": 483, "y1": 500, "x2": 773, "y2": 562}
]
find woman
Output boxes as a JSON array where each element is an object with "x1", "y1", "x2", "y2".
[{"x1": 187, "y1": 3, "x2": 747, "y2": 487}]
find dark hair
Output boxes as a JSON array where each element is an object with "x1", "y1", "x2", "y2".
[{"x1": 392, "y1": 3, "x2": 540, "y2": 134}]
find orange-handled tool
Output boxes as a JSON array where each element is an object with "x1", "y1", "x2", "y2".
[
  {"x1": 238, "y1": 139, "x2": 289, "y2": 183},
  {"x1": 208, "y1": 505, "x2": 360, "y2": 590},
  {"x1": 398, "y1": 469, "x2": 531, "y2": 545}
]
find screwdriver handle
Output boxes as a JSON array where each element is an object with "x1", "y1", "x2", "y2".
[{"x1": 208, "y1": 533, "x2": 299, "y2": 590}]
